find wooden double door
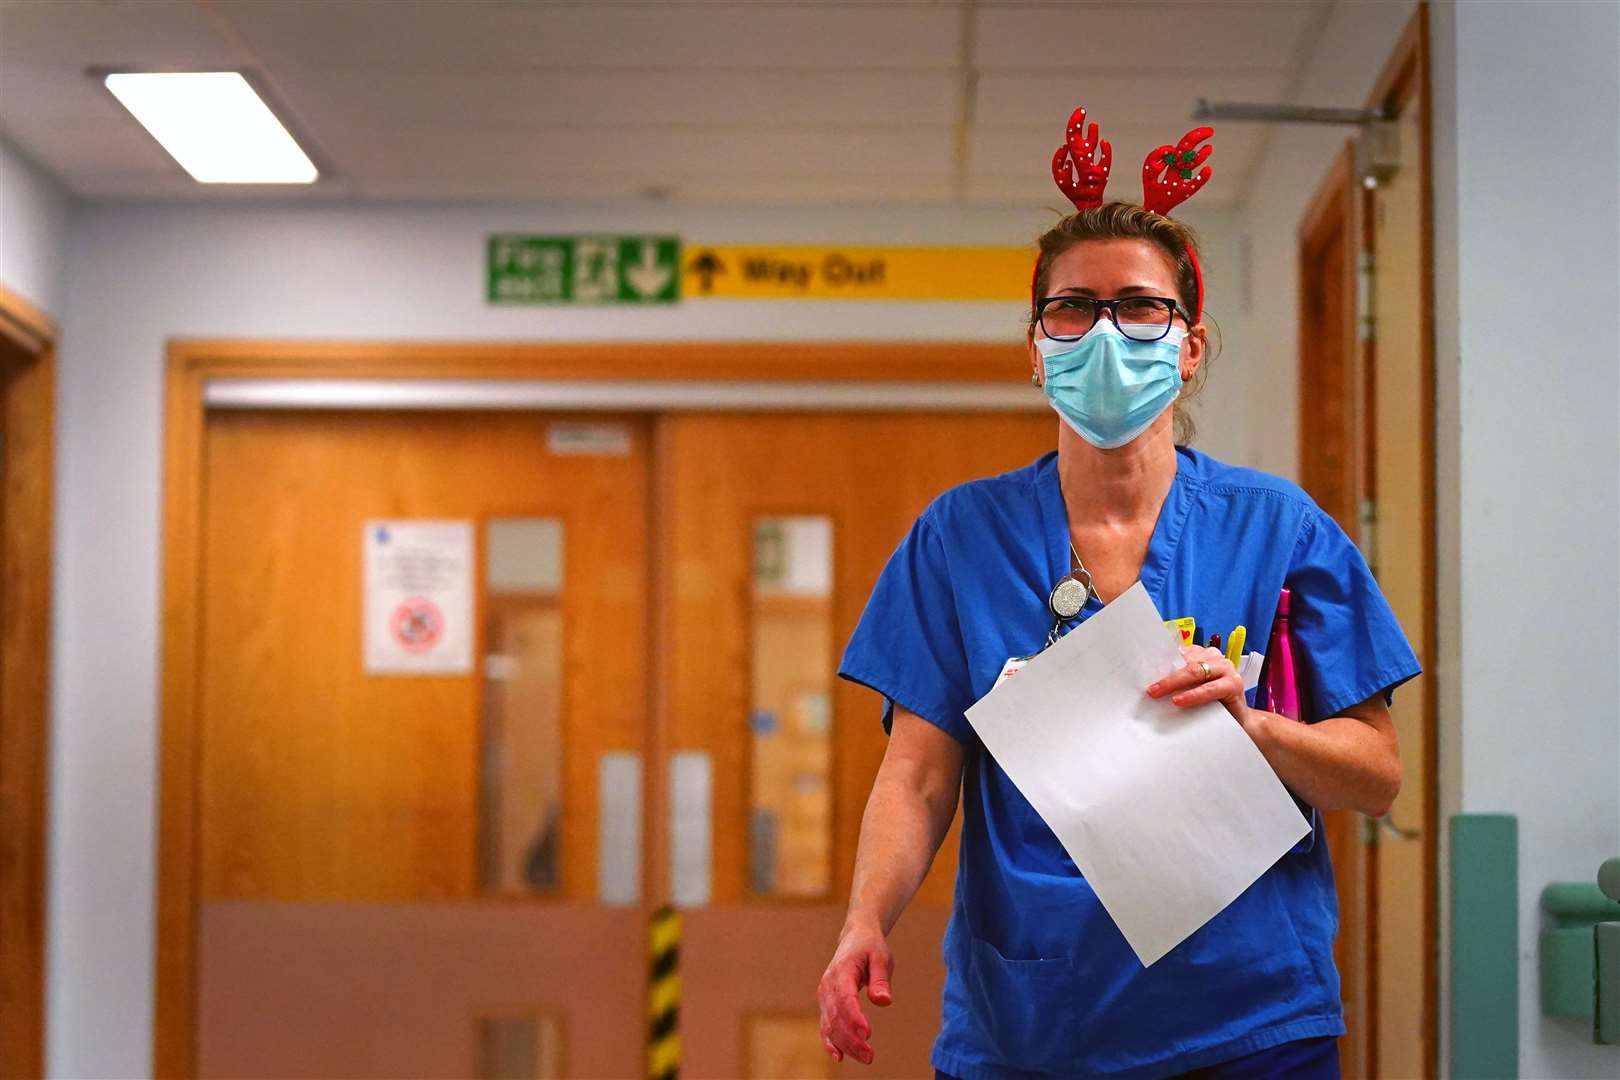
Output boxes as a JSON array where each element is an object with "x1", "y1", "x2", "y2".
[{"x1": 186, "y1": 406, "x2": 1054, "y2": 1078}]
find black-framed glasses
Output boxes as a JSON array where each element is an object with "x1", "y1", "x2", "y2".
[{"x1": 1034, "y1": 295, "x2": 1189, "y2": 343}]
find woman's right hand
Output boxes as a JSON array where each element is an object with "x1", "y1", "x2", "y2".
[{"x1": 817, "y1": 913, "x2": 894, "y2": 1065}]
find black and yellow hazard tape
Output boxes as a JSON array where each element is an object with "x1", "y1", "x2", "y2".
[{"x1": 648, "y1": 905, "x2": 680, "y2": 1080}]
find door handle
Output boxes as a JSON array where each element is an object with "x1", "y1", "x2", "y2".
[
  {"x1": 1360, "y1": 813, "x2": 1421, "y2": 844},
  {"x1": 1375, "y1": 813, "x2": 1421, "y2": 842}
]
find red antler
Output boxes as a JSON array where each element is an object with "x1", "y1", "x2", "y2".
[
  {"x1": 1051, "y1": 105, "x2": 1113, "y2": 210},
  {"x1": 1141, "y1": 127, "x2": 1214, "y2": 214}
]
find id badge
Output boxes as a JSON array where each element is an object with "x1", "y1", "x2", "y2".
[{"x1": 994, "y1": 656, "x2": 1029, "y2": 687}]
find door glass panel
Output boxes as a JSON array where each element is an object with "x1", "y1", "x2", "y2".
[
  {"x1": 479, "y1": 517, "x2": 566, "y2": 894},
  {"x1": 476, "y1": 1012, "x2": 563, "y2": 1080},
  {"x1": 597, "y1": 751, "x2": 642, "y2": 905},
  {"x1": 745, "y1": 1013, "x2": 832, "y2": 1080},
  {"x1": 748, "y1": 516, "x2": 833, "y2": 898},
  {"x1": 671, "y1": 750, "x2": 713, "y2": 907}
]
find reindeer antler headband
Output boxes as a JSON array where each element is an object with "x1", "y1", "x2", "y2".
[{"x1": 1043, "y1": 105, "x2": 1214, "y2": 322}]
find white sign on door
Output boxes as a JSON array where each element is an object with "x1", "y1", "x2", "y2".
[{"x1": 363, "y1": 520, "x2": 474, "y2": 675}]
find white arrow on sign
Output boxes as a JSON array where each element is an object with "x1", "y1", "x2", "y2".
[{"x1": 625, "y1": 241, "x2": 673, "y2": 299}]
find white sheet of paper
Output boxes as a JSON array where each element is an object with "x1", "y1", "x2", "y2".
[{"x1": 964, "y1": 582, "x2": 1308, "y2": 966}]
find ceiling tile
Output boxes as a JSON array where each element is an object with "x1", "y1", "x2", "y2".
[
  {"x1": 217, "y1": 0, "x2": 963, "y2": 73},
  {"x1": 975, "y1": 71, "x2": 1289, "y2": 128},
  {"x1": 68, "y1": 172, "x2": 359, "y2": 200},
  {"x1": 7, "y1": 114, "x2": 176, "y2": 180},
  {"x1": 670, "y1": 172, "x2": 958, "y2": 205},
  {"x1": 973, "y1": 1, "x2": 1327, "y2": 73},
  {"x1": 352, "y1": 170, "x2": 958, "y2": 205},
  {"x1": 0, "y1": 0, "x2": 236, "y2": 67},
  {"x1": 270, "y1": 69, "x2": 960, "y2": 130},
  {"x1": 0, "y1": 60, "x2": 140, "y2": 126},
  {"x1": 331, "y1": 125, "x2": 954, "y2": 186}
]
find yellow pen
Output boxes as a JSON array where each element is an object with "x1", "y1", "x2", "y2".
[{"x1": 1226, "y1": 625, "x2": 1247, "y2": 668}]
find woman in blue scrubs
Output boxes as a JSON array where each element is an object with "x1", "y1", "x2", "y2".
[{"x1": 817, "y1": 202, "x2": 1421, "y2": 1079}]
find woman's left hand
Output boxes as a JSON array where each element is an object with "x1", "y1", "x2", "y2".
[{"x1": 1146, "y1": 644, "x2": 1259, "y2": 737}]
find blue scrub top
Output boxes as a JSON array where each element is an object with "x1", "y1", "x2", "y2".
[{"x1": 838, "y1": 447, "x2": 1421, "y2": 1080}]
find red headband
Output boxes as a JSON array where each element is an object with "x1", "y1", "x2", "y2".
[{"x1": 1039, "y1": 105, "x2": 1214, "y2": 323}]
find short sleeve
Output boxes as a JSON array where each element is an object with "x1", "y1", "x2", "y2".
[
  {"x1": 837, "y1": 513, "x2": 975, "y2": 744},
  {"x1": 1286, "y1": 508, "x2": 1423, "y2": 720}
]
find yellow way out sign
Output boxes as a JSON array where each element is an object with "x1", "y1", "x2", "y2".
[{"x1": 682, "y1": 245, "x2": 1035, "y2": 301}]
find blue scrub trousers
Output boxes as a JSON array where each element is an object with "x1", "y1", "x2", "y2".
[{"x1": 933, "y1": 1035, "x2": 1340, "y2": 1080}]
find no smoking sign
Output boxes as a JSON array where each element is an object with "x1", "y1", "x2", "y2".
[{"x1": 390, "y1": 596, "x2": 445, "y2": 653}]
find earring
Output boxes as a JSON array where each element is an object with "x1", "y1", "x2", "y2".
[{"x1": 1031, "y1": 373, "x2": 1041, "y2": 387}]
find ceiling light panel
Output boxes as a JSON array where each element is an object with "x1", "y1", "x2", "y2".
[{"x1": 103, "y1": 71, "x2": 317, "y2": 183}]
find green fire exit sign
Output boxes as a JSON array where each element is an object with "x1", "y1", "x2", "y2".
[{"x1": 487, "y1": 235, "x2": 681, "y2": 304}]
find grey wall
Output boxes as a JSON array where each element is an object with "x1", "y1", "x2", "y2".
[
  {"x1": 47, "y1": 198, "x2": 1248, "y2": 1077},
  {"x1": 1433, "y1": 2, "x2": 1620, "y2": 1077},
  {"x1": 0, "y1": 133, "x2": 70, "y2": 315}
]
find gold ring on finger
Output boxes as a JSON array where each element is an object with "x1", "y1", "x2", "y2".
[{"x1": 1199, "y1": 661, "x2": 1212, "y2": 680}]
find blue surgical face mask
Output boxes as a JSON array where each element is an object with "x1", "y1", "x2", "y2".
[{"x1": 1035, "y1": 319, "x2": 1186, "y2": 449}]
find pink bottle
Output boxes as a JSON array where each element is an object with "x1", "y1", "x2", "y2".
[
  {"x1": 1264, "y1": 587, "x2": 1318, "y2": 849},
  {"x1": 1259, "y1": 587, "x2": 1304, "y2": 722}
]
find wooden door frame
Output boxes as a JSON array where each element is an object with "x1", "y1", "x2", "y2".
[
  {"x1": 1297, "y1": 140, "x2": 1365, "y2": 524},
  {"x1": 0, "y1": 283, "x2": 57, "y2": 1080},
  {"x1": 1297, "y1": 6, "x2": 1437, "y2": 1075},
  {"x1": 1297, "y1": 137, "x2": 1375, "y2": 1080},
  {"x1": 155, "y1": 338, "x2": 1024, "y2": 1078},
  {"x1": 1366, "y1": 9, "x2": 1439, "y2": 1077}
]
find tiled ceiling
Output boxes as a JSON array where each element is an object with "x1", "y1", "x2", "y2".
[{"x1": 0, "y1": 0, "x2": 1335, "y2": 206}]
